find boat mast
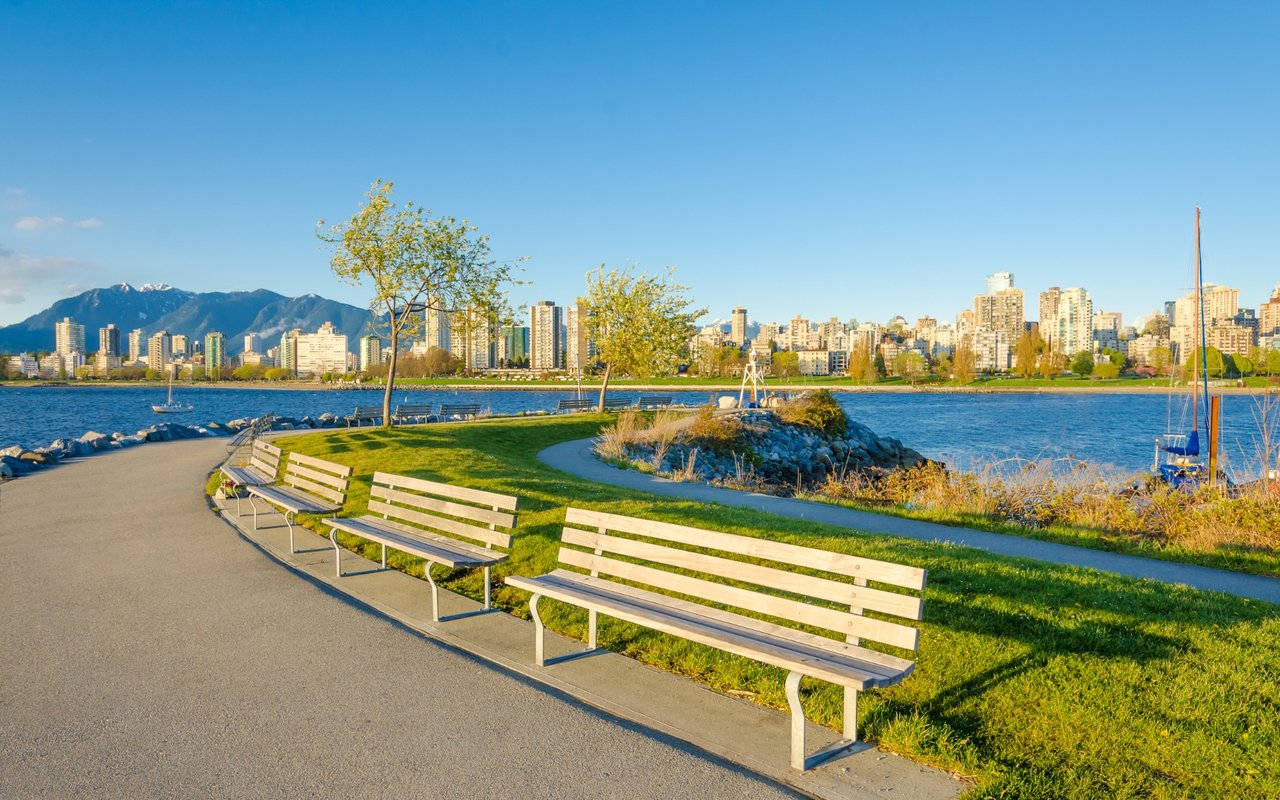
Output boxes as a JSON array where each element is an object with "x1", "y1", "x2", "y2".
[{"x1": 1195, "y1": 207, "x2": 1209, "y2": 431}]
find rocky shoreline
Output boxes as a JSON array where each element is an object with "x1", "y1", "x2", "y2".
[{"x1": 0, "y1": 413, "x2": 352, "y2": 481}]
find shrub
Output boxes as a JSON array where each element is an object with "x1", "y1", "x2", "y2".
[
  {"x1": 687, "y1": 407, "x2": 745, "y2": 455},
  {"x1": 775, "y1": 390, "x2": 847, "y2": 437}
]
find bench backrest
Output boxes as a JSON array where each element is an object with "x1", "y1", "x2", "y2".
[
  {"x1": 283, "y1": 453, "x2": 352, "y2": 504},
  {"x1": 440, "y1": 404, "x2": 480, "y2": 416},
  {"x1": 249, "y1": 438, "x2": 282, "y2": 478},
  {"x1": 638, "y1": 395, "x2": 671, "y2": 404},
  {"x1": 352, "y1": 406, "x2": 382, "y2": 418},
  {"x1": 601, "y1": 398, "x2": 630, "y2": 409},
  {"x1": 369, "y1": 472, "x2": 518, "y2": 550},
  {"x1": 558, "y1": 399, "x2": 592, "y2": 408},
  {"x1": 560, "y1": 508, "x2": 926, "y2": 651},
  {"x1": 394, "y1": 404, "x2": 434, "y2": 415}
]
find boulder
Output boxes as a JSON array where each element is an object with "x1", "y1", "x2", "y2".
[
  {"x1": 19, "y1": 450, "x2": 51, "y2": 465},
  {"x1": 1, "y1": 455, "x2": 34, "y2": 475},
  {"x1": 78, "y1": 431, "x2": 112, "y2": 451},
  {"x1": 0, "y1": 444, "x2": 23, "y2": 459}
]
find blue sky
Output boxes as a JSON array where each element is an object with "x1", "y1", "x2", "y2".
[{"x1": 2, "y1": 1, "x2": 1277, "y2": 330}]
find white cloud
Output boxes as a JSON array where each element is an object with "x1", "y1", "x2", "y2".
[
  {"x1": 14, "y1": 215, "x2": 106, "y2": 231},
  {"x1": 0, "y1": 246, "x2": 90, "y2": 304}
]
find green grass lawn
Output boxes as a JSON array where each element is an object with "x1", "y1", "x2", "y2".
[{"x1": 276, "y1": 417, "x2": 1279, "y2": 799}]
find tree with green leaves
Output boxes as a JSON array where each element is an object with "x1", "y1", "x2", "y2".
[
  {"x1": 772, "y1": 350, "x2": 799, "y2": 379},
  {"x1": 848, "y1": 342, "x2": 873, "y2": 383},
  {"x1": 893, "y1": 351, "x2": 927, "y2": 384},
  {"x1": 319, "y1": 180, "x2": 517, "y2": 427},
  {"x1": 581, "y1": 264, "x2": 705, "y2": 412},
  {"x1": 1149, "y1": 346, "x2": 1173, "y2": 375},
  {"x1": 1070, "y1": 350, "x2": 1094, "y2": 377}
]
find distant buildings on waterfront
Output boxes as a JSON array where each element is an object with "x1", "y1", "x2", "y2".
[{"x1": 8, "y1": 273, "x2": 1280, "y2": 381}]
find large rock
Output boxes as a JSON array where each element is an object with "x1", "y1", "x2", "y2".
[
  {"x1": 78, "y1": 431, "x2": 112, "y2": 451},
  {"x1": 0, "y1": 445, "x2": 23, "y2": 459}
]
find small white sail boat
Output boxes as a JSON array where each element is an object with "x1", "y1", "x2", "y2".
[{"x1": 152, "y1": 373, "x2": 194, "y2": 414}]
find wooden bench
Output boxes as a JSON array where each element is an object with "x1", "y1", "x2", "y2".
[
  {"x1": 636, "y1": 395, "x2": 673, "y2": 410},
  {"x1": 601, "y1": 397, "x2": 631, "y2": 411},
  {"x1": 345, "y1": 406, "x2": 383, "y2": 427},
  {"x1": 392, "y1": 404, "x2": 435, "y2": 425},
  {"x1": 556, "y1": 398, "x2": 594, "y2": 413},
  {"x1": 506, "y1": 508, "x2": 927, "y2": 771},
  {"x1": 219, "y1": 438, "x2": 282, "y2": 516},
  {"x1": 246, "y1": 453, "x2": 352, "y2": 554},
  {"x1": 439, "y1": 403, "x2": 481, "y2": 420},
  {"x1": 323, "y1": 472, "x2": 519, "y2": 622}
]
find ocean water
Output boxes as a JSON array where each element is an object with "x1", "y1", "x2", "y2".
[{"x1": 0, "y1": 384, "x2": 1270, "y2": 478}]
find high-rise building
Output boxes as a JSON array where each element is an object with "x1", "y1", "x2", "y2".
[
  {"x1": 425, "y1": 303, "x2": 452, "y2": 354},
  {"x1": 204, "y1": 332, "x2": 226, "y2": 376},
  {"x1": 243, "y1": 333, "x2": 260, "y2": 354},
  {"x1": 498, "y1": 326, "x2": 529, "y2": 366},
  {"x1": 148, "y1": 331, "x2": 171, "y2": 372},
  {"x1": 1258, "y1": 286, "x2": 1280, "y2": 338},
  {"x1": 98, "y1": 323, "x2": 120, "y2": 357},
  {"x1": 451, "y1": 309, "x2": 497, "y2": 371},
  {"x1": 55, "y1": 317, "x2": 85, "y2": 356},
  {"x1": 730, "y1": 307, "x2": 748, "y2": 346},
  {"x1": 358, "y1": 334, "x2": 384, "y2": 372},
  {"x1": 1038, "y1": 287, "x2": 1092, "y2": 356},
  {"x1": 757, "y1": 322, "x2": 782, "y2": 350},
  {"x1": 171, "y1": 334, "x2": 188, "y2": 356},
  {"x1": 530, "y1": 301, "x2": 563, "y2": 370},
  {"x1": 279, "y1": 329, "x2": 300, "y2": 373},
  {"x1": 294, "y1": 321, "x2": 348, "y2": 376},
  {"x1": 1092, "y1": 311, "x2": 1122, "y2": 352},
  {"x1": 1173, "y1": 283, "x2": 1239, "y2": 329},
  {"x1": 785, "y1": 315, "x2": 817, "y2": 351},
  {"x1": 973, "y1": 278, "x2": 1024, "y2": 370},
  {"x1": 128, "y1": 328, "x2": 145, "y2": 362},
  {"x1": 565, "y1": 302, "x2": 593, "y2": 373}
]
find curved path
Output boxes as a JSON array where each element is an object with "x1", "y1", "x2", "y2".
[
  {"x1": 540, "y1": 438, "x2": 1280, "y2": 605},
  {"x1": 0, "y1": 439, "x2": 793, "y2": 798}
]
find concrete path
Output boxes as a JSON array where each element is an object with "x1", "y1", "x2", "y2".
[
  {"x1": 540, "y1": 438, "x2": 1280, "y2": 605},
  {"x1": 0, "y1": 440, "x2": 797, "y2": 798}
]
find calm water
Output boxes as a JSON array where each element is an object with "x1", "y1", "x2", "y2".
[{"x1": 0, "y1": 385, "x2": 1271, "y2": 478}]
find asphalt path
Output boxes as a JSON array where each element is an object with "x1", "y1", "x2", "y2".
[
  {"x1": 0, "y1": 439, "x2": 794, "y2": 799},
  {"x1": 540, "y1": 437, "x2": 1280, "y2": 605}
]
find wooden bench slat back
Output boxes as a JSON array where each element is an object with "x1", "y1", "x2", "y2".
[
  {"x1": 248, "y1": 439, "x2": 283, "y2": 476},
  {"x1": 377, "y1": 472, "x2": 518, "y2": 511},
  {"x1": 558, "y1": 532, "x2": 920, "y2": 650},
  {"x1": 369, "y1": 471, "x2": 517, "y2": 549},
  {"x1": 565, "y1": 508, "x2": 927, "y2": 591},
  {"x1": 395, "y1": 405, "x2": 434, "y2": 414},
  {"x1": 282, "y1": 453, "x2": 351, "y2": 504},
  {"x1": 560, "y1": 527, "x2": 921, "y2": 620}
]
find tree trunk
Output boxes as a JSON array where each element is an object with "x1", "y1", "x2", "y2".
[
  {"x1": 596, "y1": 362, "x2": 612, "y2": 413},
  {"x1": 382, "y1": 327, "x2": 399, "y2": 429}
]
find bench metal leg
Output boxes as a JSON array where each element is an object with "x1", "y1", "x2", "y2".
[
  {"x1": 588, "y1": 609, "x2": 598, "y2": 650},
  {"x1": 381, "y1": 543, "x2": 387, "y2": 570},
  {"x1": 785, "y1": 671, "x2": 860, "y2": 772},
  {"x1": 248, "y1": 495, "x2": 260, "y2": 530},
  {"x1": 483, "y1": 566, "x2": 492, "y2": 610},
  {"x1": 530, "y1": 593, "x2": 546, "y2": 666},
  {"x1": 424, "y1": 561, "x2": 441, "y2": 623},
  {"x1": 331, "y1": 528, "x2": 343, "y2": 577}
]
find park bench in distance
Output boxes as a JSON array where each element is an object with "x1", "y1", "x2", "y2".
[
  {"x1": 345, "y1": 406, "x2": 383, "y2": 427},
  {"x1": 219, "y1": 438, "x2": 282, "y2": 515},
  {"x1": 636, "y1": 395, "x2": 673, "y2": 410},
  {"x1": 439, "y1": 403, "x2": 481, "y2": 420},
  {"x1": 555, "y1": 398, "x2": 594, "y2": 413},
  {"x1": 246, "y1": 453, "x2": 352, "y2": 554},
  {"x1": 323, "y1": 472, "x2": 518, "y2": 622},
  {"x1": 601, "y1": 397, "x2": 630, "y2": 411},
  {"x1": 506, "y1": 508, "x2": 927, "y2": 771},
  {"x1": 392, "y1": 404, "x2": 435, "y2": 425}
]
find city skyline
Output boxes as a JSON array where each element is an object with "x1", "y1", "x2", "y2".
[{"x1": 2, "y1": 4, "x2": 1278, "y2": 329}]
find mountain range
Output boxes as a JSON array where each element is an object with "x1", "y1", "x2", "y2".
[{"x1": 0, "y1": 284, "x2": 375, "y2": 355}]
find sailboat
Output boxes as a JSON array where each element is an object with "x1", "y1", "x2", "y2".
[
  {"x1": 152, "y1": 372, "x2": 194, "y2": 414},
  {"x1": 1153, "y1": 207, "x2": 1220, "y2": 489}
]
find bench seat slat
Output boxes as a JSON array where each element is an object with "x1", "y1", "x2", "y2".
[
  {"x1": 367, "y1": 499, "x2": 512, "y2": 549},
  {"x1": 371, "y1": 484, "x2": 516, "y2": 528},
  {"x1": 327, "y1": 515, "x2": 506, "y2": 568},
  {"x1": 247, "y1": 484, "x2": 341, "y2": 515},
  {"x1": 566, "y1": 507, "x2": 926, "y2": 590},
  {"x1": 562, "y1": 527, "x2": 922, "y2": 620},
  {"x1": 220, "y1": 465, "x2": 273, "y2": 487},
  {"x1": 374, "y1": 471, "x2": 519, "y2": 512},
  {"x1": 505, "y1": 571, "x2": 911, "y2": 689},
  {"x1": 288, "y1": 462, "x2": 351, "y2": 490},
  {"x1": 558, "y1": 547, "x2": 920, "y2": 650}
]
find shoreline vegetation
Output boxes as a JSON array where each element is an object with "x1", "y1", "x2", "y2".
[
  {"x1": 598, "y1": 394, "x2": 1280, "y2": 579},
  {"x1": 2, "y1": 375, "x2": 1275, "y2": 395},
  {"x1": 270, "y1": 416, "x2": 1280, "y2": 799}
]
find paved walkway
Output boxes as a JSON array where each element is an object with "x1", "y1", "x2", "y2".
[
  {"x1": 540, "y1": 438, "x2": 1280, "y2": 605},
  {"x1": 0, "y1": 440, "x2": 796, "y2": 798}
]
